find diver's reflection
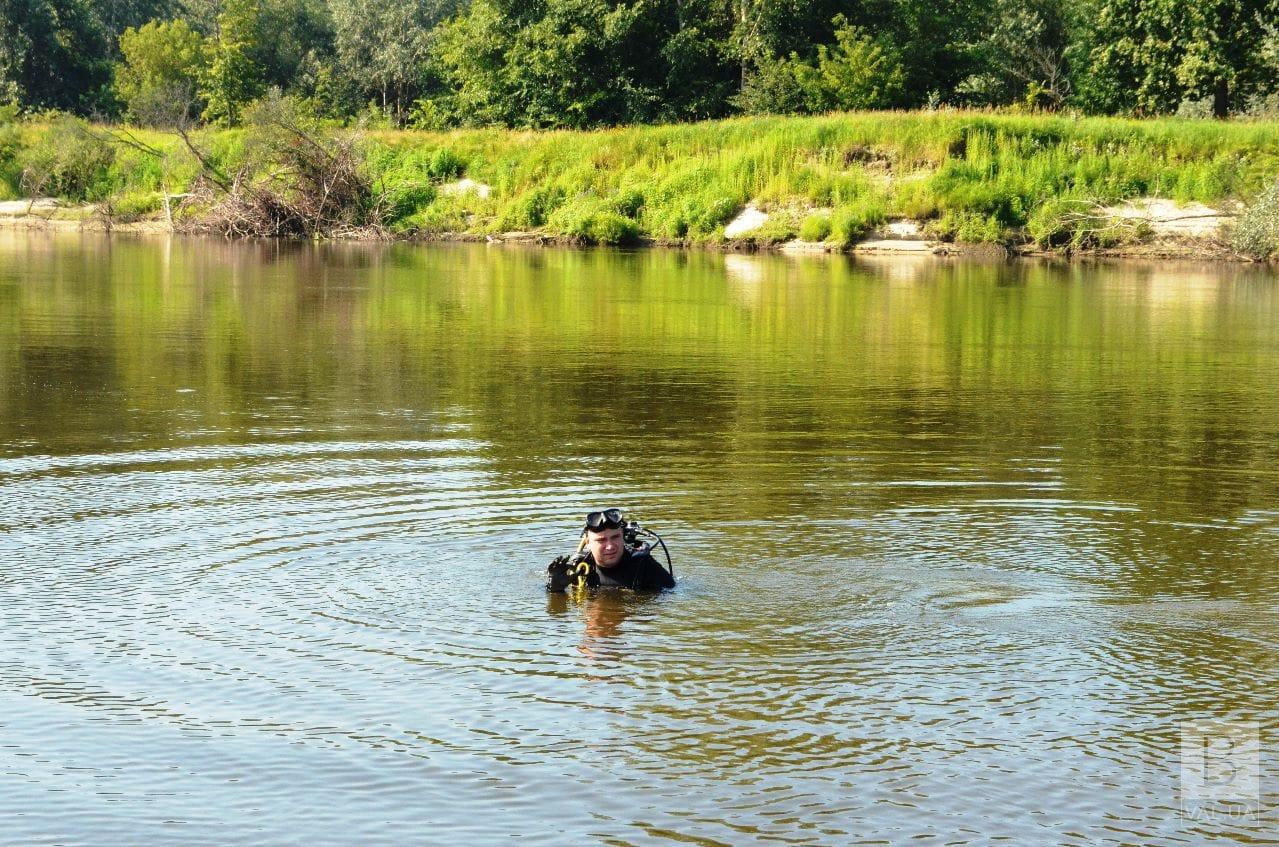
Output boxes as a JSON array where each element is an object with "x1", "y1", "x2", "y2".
[{"x1": 545, "y1": 590, "x2": 635, "y2": 662}]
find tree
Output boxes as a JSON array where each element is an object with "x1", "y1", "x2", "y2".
[
  {"x1": 887, "y1": 0, "x2": 988, "y2": 104},
  {"x1": 737, "y1": 14, "x2": 905, "y2": 114},
  {"x1": 1075, "y1": 0, "x2": 1279, "y2": 116},
  {"x1": 793, "y1": 17, "x2": 905, "y2": 111},
  {"x1": 734, "y1": 51, "x2": 807, "y2": 114},
  {"x1": 428, "y1": 0, "x2": 719, "y2": 128},
  {"x1": 330, "y1": 0, "x2": 456, "y2": 122},
  {"x1": 657, "y1": 8, "x2": 738, "y2": 120},
  {"x1": 94, "y1": 0, "x2": 180, "y2": 52},
  {"x1": 201, "y1": 0, "x2": 265, "y2": 124},
  {"x1": 958, "y1": 0, "x2": 1073, "y2": 108},
  {"x1": 252, "y1": 0, "x2": 333, "y2": 93},
  {"x1": 115, "y1": 18, "x2": 209, "y2": 124},
  {"x1": 0, "y1": 0, "x2": 112, "y2": 112}
]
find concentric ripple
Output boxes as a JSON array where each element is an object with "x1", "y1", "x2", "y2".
[{"x1": 1, "y1": 234, "x2": 1277, "y2": 845}]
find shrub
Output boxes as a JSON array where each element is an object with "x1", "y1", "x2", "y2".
[
  {"x1": 0, "y1": 120, "x2": 23, "y2": 199},
  {"x1": 799, "y1": 212, "x2": 832, "y2": 241},
  {"x1": 1026, "y1": 197, "x2": 1083, "y2": 246},
  {"x1": 691, "y1": 195, "x2": 739, "y2": 235},
  {"x1": 932, "y1": 210, "x2": 1006, "y2": 243},
  {"x1": 735, "y1": 55, "x2": 807, "y2": 115},
  {"x1": 583, "y1": 211, "x2": 640, "y2": 245},
  {"x1": 547, "y1": 198, "x2": 640, "y2": 244},
  {"x1": 382, "y1": 184, "x2": 438, "y2": 225},
  {"x1": 500, "y1": 186, "x2": 565, "y2": 229},
  {"x1": 794, "y1": 17, "x2": 906, "y2": 111},
  {"x1": 829, "y1": 199, "x2": 886, "y2": 246},
  {"x1": 750, "y1": 214, "x2": 800, "y2": 245},
  {"x1": 611, "y1": 187, "x2": 645, "y2": 218},
  {"x1": 1232, "y1": 178, "x2": 1279, "y2": 260},
  {"x1": 427, "y1": 147, "x2": 465, "y2": 180},
  {"x1": 18, "y1": 116, "x2": 115, "y2": 200},
  {"x1": 399, "y1": 195, "x2": 470, "y2": 233},
  {"x1": 107, "y1": 190, "x2": 164, "y2": 221}
]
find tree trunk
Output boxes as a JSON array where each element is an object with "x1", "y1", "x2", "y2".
[{"x1": 1213, "y1": 77, "x2": 1229, "y2": 119}]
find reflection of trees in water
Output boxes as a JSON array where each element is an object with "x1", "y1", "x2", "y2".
[{"x1": 3, "y1": 235, "x2": 1279, "y2": 601}]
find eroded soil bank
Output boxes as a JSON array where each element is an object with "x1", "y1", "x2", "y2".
[{"x1": 0, "y1": 195, "x2": 1247, "y2": 262}]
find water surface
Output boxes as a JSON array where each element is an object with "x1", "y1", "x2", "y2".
[{"x1": 1, "y1": 232, "x2": 1277, "y2": 845}]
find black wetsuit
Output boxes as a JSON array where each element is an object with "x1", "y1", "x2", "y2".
[{"x1": 548, "y1": 549, "x2": 675, "y2": 592}]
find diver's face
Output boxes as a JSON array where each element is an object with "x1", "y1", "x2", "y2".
[{"x1": 586, "y1": 527, "x2": 624, "y2": 567}]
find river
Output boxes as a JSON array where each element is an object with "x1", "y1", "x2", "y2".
[{"x1": 1, "y1": 232, "x2": 1276, "y2": 845}]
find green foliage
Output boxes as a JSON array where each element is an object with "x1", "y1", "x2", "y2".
[
  {"x1": 1232, "y1": 178, "x2": 1279, "y2": 260},
  {"x1": 799, "y1": 211, "x2": 832, "y2": 241},
  {"x1": 202, "y1": 0, "x2": 267, "y2": 124},
  {"x1": 1075, "y1": 0, "x2": 1279, "y2": 116},
  {"x1": 748, "y1": 212, "x2": 801, "y2": 245},
  {"x1": 0, "y1": 0, "x2": 113, "y2": 113},
  {"x1": 382, "y1": 183, "x2": 438, "y2": 225},
  {"x1": 612, "y1": 187, "x2": 645, "y2": 218},
  {"x1": 115, "y1": 19, "x2": 209, "y2": 125},
  {"x1": 107, "y1": 188, "x2": 164, "y2": 221},
  {"x1": 738, "y1": 16, "x2": 907, "y2": 115},
  {"x1": 3, "y1": 0, "x2": 1279, "y2": 128},
  {"x1": 545, "y1": 196, "x2": 640, "y2": 244},
  {"x1": 582, "y1": 211, "x2": 641, "y2": 245},
  {"x1": 10, "y1": 110, "x2": 1279, "y2": 253},
  {"x1": 17, "y1": 116, "x2": 115, "y2": 200},
  {"x1": 933, "y1": 210, "x2": 1006, "y2": 243},
  {"x1": 736, "y1": 55, "x2": 808, "y2": 115},
  {"x1": 794, "y1": 17, "x2": 906, "y2": 112},
  {"x1": 829, "y1": 198, "x2": 886, "y2": 245},
  {"x1": 330, "y1": 0, "x2": 449, "y2": 123},
  {"x1": 499, "y1": 186, "x2": 566, "y2": 229},
  {"x1": 427, "y1": 0, "x2": 734, "y2": 128},
  {"x1": 0, "y1": 118, "x2": 22, "y2": 198},
  {"x1": 957, "y1": 0, "x2": 1071, "y2": 109},
  {"x1": 252, "y1": 0, "x2": 336, "y2": 95},
  {"x1": 1027, "y1": 197, "x2": 1091, "y2": 246},
  {"x1": 427, "y1": 147, "x2": 465, "y2": 180}
]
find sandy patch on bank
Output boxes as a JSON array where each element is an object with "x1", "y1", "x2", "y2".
[
  {"x1": 0, "y1": 198, "x2": 61, "y2": 217},
  {"x1": 0, "y1": 198, "x2": 174, "y2": 234},
  {"x1": 1104, "y1": 199, "x2": 1235, "y2": 239},
  {"x1": 440, "y1": 178, "x2": 492, "y2": 199},
  {"x1": 883, "y1": 220, "x2": 922, "y2": 238},
  {"x1": 724, "y1": 204, "x2": 768, "y2": 238}
]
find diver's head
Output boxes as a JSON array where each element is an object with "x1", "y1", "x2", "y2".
[{"x1": 584, "y1": 508, "x2": 625, "y2": 567}]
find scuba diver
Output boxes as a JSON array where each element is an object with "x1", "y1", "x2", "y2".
[{"x1": 546, "y1": 508, "x2": 675, "y2": 592}]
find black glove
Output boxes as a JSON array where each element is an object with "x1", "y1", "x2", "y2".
[{"x1": 546, "y1": 555, "x2": 574, "y2": 592}]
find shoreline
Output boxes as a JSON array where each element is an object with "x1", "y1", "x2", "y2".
[
  {"x1": 0, "y1": 202, "x2": 1247, "y2": 263},
  {"x1": 6, "y1": 113, "x2": 1275, "y2": 263}
]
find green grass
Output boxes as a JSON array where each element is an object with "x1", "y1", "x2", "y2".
[{"x1": 5, "y1": 110, "x2": 1279, "y2": 246}]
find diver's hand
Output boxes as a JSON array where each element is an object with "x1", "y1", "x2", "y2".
[{"x1": 546, "y1": 555, "x2": 573, "y2": 592}]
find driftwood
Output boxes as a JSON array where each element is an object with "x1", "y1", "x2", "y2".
[{"x1": 177, "y1": 105, "x2": 388, "y2": 240}]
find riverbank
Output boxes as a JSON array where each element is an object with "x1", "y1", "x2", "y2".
[
  {"x1": 0, "y1": 195, "x2": 1244, "y2": 261},
  {"x1": 2, "y1": 111, "x2": 1275, "y2": 259}
]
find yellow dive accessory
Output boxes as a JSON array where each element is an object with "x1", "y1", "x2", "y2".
[{"x1": 566, "y1": 557, "x2": 595, "y2": 589}]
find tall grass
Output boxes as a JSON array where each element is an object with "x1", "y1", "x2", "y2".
[{"x1": 5, "y1": 111, "x2": 1279, "y2": 245}]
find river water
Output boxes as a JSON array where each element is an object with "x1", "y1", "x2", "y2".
[{"x1": 1, "y1": 232, "x2": 1276, "y2": 845}]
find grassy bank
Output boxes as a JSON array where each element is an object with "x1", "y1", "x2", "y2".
[{"x1": 4, "y1": 111, "x2": 1279, "y2": 252}]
